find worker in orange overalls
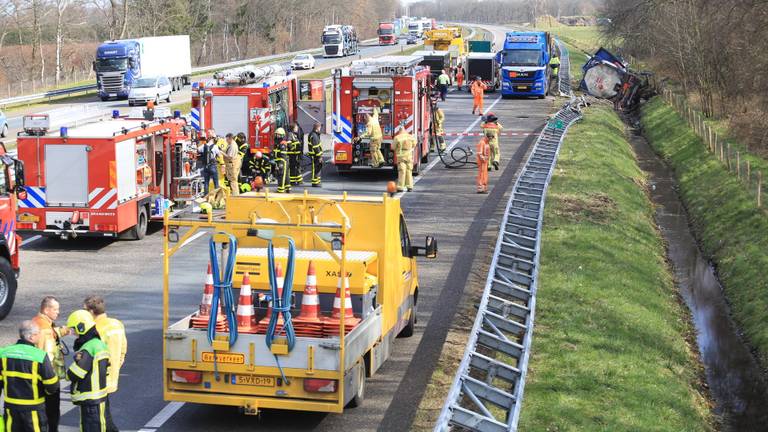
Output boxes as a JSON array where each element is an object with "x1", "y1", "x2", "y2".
[
  {"x1": 456, "y1": 65, "x2": 464, "y2": 91},
  {"x1": 471, "y1": 77, "x2": 487, "y2": 116},
  {"x1": 476, "y1": 130, "x2": 493, "y2": 193}
]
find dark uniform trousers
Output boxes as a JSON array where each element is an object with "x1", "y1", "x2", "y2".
[
  {"x1": 287, "y1": 135, "x2": 303, "y2": 185},
  {"x1": 273, "y1": 141, "x2": 290, "y2": 193},
  {"x1": 5, "y1": 408, "x2": 48, "y2": 432},
  {"x1": 308, "y1": 131, "x2": 323, "y2": 186}
]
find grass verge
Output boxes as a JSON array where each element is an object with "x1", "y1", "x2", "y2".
[
  {"x1": 642, "y1": 96, "x2": 768, "y2": 367},
  {"x1": 518, "y1": 104, "x2": 712, "y2": 431}
]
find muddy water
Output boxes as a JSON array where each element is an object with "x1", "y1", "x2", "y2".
[{"x1": 629, "y1": 123, "x2": 768, "y2": 430}]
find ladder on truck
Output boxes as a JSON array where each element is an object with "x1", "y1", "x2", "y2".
[{"x1": 349, "y1": 55, "x2": 425, "y2": 76}]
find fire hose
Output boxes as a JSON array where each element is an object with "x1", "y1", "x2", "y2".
[
  {"x1": 429, "y1": 97, "x2": 478, "y2": 169},
  {"x1": 266, "y1": 238, "x2": 297, "y2": 384}
]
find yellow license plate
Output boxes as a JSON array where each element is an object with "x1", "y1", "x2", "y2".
[
  {"x1": 232, "y1": 375, "x2": 275, "y2": 387},
  {"x1": 201, "y1": 352, "x2": 244, "y2": 364},
  {"x1": 516, "y1": 86, "x2": 528, "y2": 91},
  {"x1": 19, "y1": 213, "x2": 39, "y2": 223},
  {"x1": 336, "y1": 152, "x2": 348, "y2": 161}
]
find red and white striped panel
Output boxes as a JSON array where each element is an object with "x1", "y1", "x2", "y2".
[
  {"x1": 443, "y1": 132, "x2": 536, "y2": 137},
  {"x1": 402, "y1": 114, "x2": 414, "y2": 133},
  {"x1": 89, "y1": 188, "x2": 118, "y2": 210}
]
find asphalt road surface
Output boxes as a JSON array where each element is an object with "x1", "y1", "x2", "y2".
[{"x1": 0, "y1": 24, "x2": 556, "y2": 431}]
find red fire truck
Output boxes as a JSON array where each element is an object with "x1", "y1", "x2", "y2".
[
  {"x1": 16, "y1": 109, "x2": 203, "y2": 240},
  {"x1": 191, "y1": 64, "x2": 327, "y2": 156},
  {"x1": 0, "y1": 142, "x2": 24, "y2": 319},
  {"x1": 331, "y1": 55, "x2": 433, "y2": 174}
]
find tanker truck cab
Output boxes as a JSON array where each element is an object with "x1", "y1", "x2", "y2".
[{"x1": 162, "y1": 192, "x2": 437, "y2": 414}]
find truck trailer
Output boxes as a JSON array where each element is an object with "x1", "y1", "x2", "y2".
[
  {"x1": 498, "y1": 31, "x2": 552, "y2": 98},
  {"x1": 322, "y1": 25, "x2": 359, "y2": 58},
  {"x1": 16, "y1": 109, "x2": 203, "y2": 240},
  {"x1": 331, "y1": 56, "x2": 433, "y2": 175},
  {"x1": 162, "y1": 192, "x2": 437, "y2": 414},
  {"x1": 466, "y1": 52, "x2": 500, "y2": 91},
  {"x1": 412, "y1": 50, "x2": 451, "y2": 82},
  {"x1": 94, "y1": 35, "x2": 192, "y2": 101}
]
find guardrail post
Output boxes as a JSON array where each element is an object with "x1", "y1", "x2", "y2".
[
  {"x1": 746, "y1": 161, "x2": 751, "y2": 189},
  {"x1": 736, "y1": 152, "x2": 741, "y2": 178},
  {"x1": 758, "y1": 171, "x2": 763, "y2": 208},
  {"x1": 726, "y1": 144, "x2": 731, "y2": 171}
]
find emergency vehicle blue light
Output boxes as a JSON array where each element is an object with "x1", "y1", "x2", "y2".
[
  {"x1": 174, "y1": 110, "x2": 181, "y2": 118},
  {"x1": 112, "y1": 110, "x2": 120, "y2": 118},
  {"x1": 60, "y1": 127, "x2": 68, "y2": 137}
]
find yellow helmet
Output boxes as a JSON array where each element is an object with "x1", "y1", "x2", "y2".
[
  {"x1": 274, "y1": 128, "x2": 286, "y2": 137},
  {"x1": 240, "y1": 183, "x2": 252, "y2": 193},
  {"x1": 67, "y1": 309, "x2": 96, "y2": 336},
  {"x1": 199, "y1": 202, "x2": 213, "y2": 214}
]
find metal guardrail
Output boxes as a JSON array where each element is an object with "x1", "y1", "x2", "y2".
[
  {"x1": 0, "y1": 38, "x2": 380, "y2": 107},
  {"x1": 556, "y1": 41, "x2": 572, "y2": 97},
  {"x1": 433, "y1": 40, "x2": 580, "y2": 432}
]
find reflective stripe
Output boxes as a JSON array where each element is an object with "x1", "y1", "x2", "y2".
[
  {"x1": 32, "y1": 410, "x2": 40, "y2": 432},
  {"x1": 42, "y1": 376, "x2": 58, "y2": 385},
  {"x1": 7, "y1": 408, "x2": 12, "y2": 430},
  {"x1": 31, "y1": 362, "x2": 39, "y2": 405},
  {"x1": 100, "y1": 402, "x2": 106, "y2": 432},
  {"x1": 69, "y1": 363, "x2": 87, "y2": 379},
  {"x1": 4, "y1": 395, "x2": 45, "y2": 405},
  {"x1": 71, "y1": 388, "x2": 108, "y2": 402},
  {"x1": 3, "y1": 371, "x2": 35, "y2": 379}
]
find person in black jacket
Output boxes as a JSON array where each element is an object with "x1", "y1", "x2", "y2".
[
  {"x1": 307, "y1": 122, "x2": 323, "y2": 187},
  {"x1": 0, "y1": 320, "x2": 60, "y2": 432}
]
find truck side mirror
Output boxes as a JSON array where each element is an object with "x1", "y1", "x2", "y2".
[
  {"x1": 13, "y1": 160, "x2": 24, "y2": 188},
  {"x1": 15, "y1": 185, "x2": 26, "y2": 201},
  {"x1": 410, "y1": 236, "x2": 438, "y2": 258}
]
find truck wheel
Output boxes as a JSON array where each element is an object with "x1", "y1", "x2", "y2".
[
  {"x1": 347, "y1": 363, "x2": 365, "y2": 408},
  {"x1": 166, "y1": 93, "x2": 171, "y2": 103},
  {"x1": 127, "y1": 206, "x2": 148, "y2": 240},
  {"x1": 155, "y1": 95, "x2": 160, "y2": 105},
  {"x1": 399, "y1": 295, "x2": 417, "y2": 338},
  {"x1": 101, "y1": 96, "x2": 109, "y2": 102},
  {"x1": 0, "y1": 124, "x2": 7, "y2": 138},
  {"x1": 0, "y1": 257, "x2": 18, "y2": 320},
  {"x1": 412, "y1": 149, "x2": 421, "y2": 177}
]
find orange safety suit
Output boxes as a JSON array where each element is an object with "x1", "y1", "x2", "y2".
[
  {"x1": 476, "y1": 136, "x2": 490, "y2": 193},
  {"x1": 471, "y1": 80, "x2": 488, "y2": 115},
  {"x1": 456, "y1": 69, "x2": 464, "y2": 90}
]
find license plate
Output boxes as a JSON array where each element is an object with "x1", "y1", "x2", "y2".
[
  {"x1": 516, "y1": 86, "x2": 528, "y2": 91},
  {"x1": 109, "y1": 93, "x2": 116, "y2": 97},
  {"x1": 232, "y1": 374, "x2": 275, "y2": 387},
  {"x1": 19, "y1": 213, "x2": 39, "y2": 223},
  {"x1": 201, "y1": 352, "x2": 244, "y2": 364},
  {"x1": 336, "y1": 152, "x2": 348, "y2": 161}
]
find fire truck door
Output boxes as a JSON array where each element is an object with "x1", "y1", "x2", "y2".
[
  {"x1": 212, "y1": 96, "x2": 249, "y2": 139},
  {"x1": 297, "y1": 80, "x2": 327, "y2": 133},
  {"x1": 45, "y1": 145, "x2": 89, "y2": 207}
]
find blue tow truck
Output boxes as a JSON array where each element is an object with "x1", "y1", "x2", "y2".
[{"x1": 496, "y1": 31, "x2": 552, "y2": 98}]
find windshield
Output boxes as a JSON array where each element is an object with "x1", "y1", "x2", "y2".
[
  {"x1": 378, "y1": 28, "x2": 394, "y2": 35},
  {"x1": 294, "y1": 55, "x2": 310, "y2": 60},
  {"x1": 323, "y1": 33, "x2": 341, "y2": 44},
  {"x1": 133, "y1": 78, "x2": 157, "y2": 88},
  {"x1": 502, "y1": 49, "x2": 541, "y2": 67},
  {"x1": 409, "y1": 24, "x2": 419, "y2": 30},
  {"x1": 95, "y1": 57, "x2": 128, "y2": 72}
]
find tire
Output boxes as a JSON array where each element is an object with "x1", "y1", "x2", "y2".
[
  {"x1": 412, "y1": 147, "x2": 421, "y2": 176},
  {"x1": 155, "y1": 95, "x2": 160, "y2": 105},
  {"x1": 101, "y1": 96, "x2": 109, "y2": 101},
  {"x1": 399, "y1": 294, "x2": 417, "y2": 338},
  {"x1": 0, "y1": 257, "x2": 17, "y2": 320},
  {"x1": 127, "y1": 206, "x2": 148, "y2": 240},
  {"x1": 0, "y1": 124, "x2": 7, "y2": 138},
  {"x1": 538, "y1": 95, "x2": 545, "y2": 99},
  {"x1": 128, "y1": 101, "x2": 134, "y2": 106},
  {"x1": 347, "y1": 363, "x2": 365, "y2": 408},
  {"x1": 421, "y1": 143, "x2": 429, "y2": 163},
  {"x1": 166, "y1": 93, "x2": 171, "y2": 103}
]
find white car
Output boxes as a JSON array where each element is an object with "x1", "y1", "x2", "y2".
[
  {"x1": 291, "y1": 54, "x2": 316, "y2": 70},
  {"x1": 128, "y1": 76, "x2": 173, "y2": 106}
]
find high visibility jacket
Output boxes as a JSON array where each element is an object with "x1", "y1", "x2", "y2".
[
  {"x1": 481, "y1": 121, "x2": 502, "y2": 144},
  {"x1": 361, "y1": 111, "x2": 383, "y2": 140},
  {"x1": 286, "y1": 132, "x2": 302, "y2": 155},
  {"x1": 0, "y1": 339, "x2": 59, "y2": 409},
  {"x1": 94, "y1": 314, "x2": 127, "y2": 394},
  {"x1": 471, "y1": 81, "x2": 487, "y2": 96},
  {"x1": 67, "y1": 333, "x2": 109, "y2": 405},
  {"x1": 437, "y1": 73, "x2": 451, "y2": 86},
  {"x1": 235, "y1": 136, "x2": 248, "y2": 159},
  {"x1": 393, "y1": 132, "x2": 416, "y2": 162},
  {"x1": 273, "y1": 139, "x2": 288, "y2": 162},
  {"x1": 31, "y1": 313, "x2": 67, "y2": 380},
  {"x1": 550, "y1": 56, "x2": 561, "y2": 67},
  {"x1": 249, "y1": 156, "x2": 271, "y2": 176},
  {"x1": 308, "y1": 131, "x2": 323, "y2": 157},
  {"x1": 434, "y1": 110, "x2": 445, "y2": 135},
  {"x1": 477, "y1": 137, "x2": 490, "y2": 163}
]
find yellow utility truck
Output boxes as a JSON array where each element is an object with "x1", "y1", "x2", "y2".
[
  {"x1": 424, "y1": 27, "x2": 465, "y2": 67},
  {"x1": 162, "y1": 191, "x2": 437, "y2": 414}
]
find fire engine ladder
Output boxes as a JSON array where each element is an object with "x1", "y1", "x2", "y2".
[
  {"x1": 349, "y1": 56, "x2": 424, "y2": 76},
  {"x1": 433, "y1": 70, "x2": 582, "y2": 431}
]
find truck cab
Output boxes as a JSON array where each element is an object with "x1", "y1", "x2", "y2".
[
  {"x1": 94, "y1": 40, "x2": 141, "y2": 100},
  {"x1": 378, "y1": 22, "x2": 396, "y2": 45},
  {"x1": 162, "y1": 192, "x2": 437, "y2": 414},
  {"x1": 498, "y1": 32, "x2": 551, "y2": 98}
]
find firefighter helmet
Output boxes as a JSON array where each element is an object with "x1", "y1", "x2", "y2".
[
  {"x1": 67, "y1": 310, "x2": 96, "y2": 336},
  {"x1": 275, "y1": 128, "x2": 286, "y2": 137},
  {"x1": 240, "y1": 183, "x2": 252, "y2": 193}
]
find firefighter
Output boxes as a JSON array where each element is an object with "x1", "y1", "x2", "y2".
[
  {"x1": 287, "y1": 124, "x2": 303, "y2": 185},
  {"x1": 84, "y1": 295, "x2": 126, "y2": 432},
  {"x1": 476, "y1": 130, "x2": 493, "y2": 193},
  {"x1": 358, "y1": 110, "x2": 384, "y2": 168},
  {"x1": 249, "y1": 151, "x2": 271, "y2": 186},
  {"x1": 66, "y1": 310, "x2": 110, "y2": 432},
  {"x1": 481, "y1": 112, "x2": 502, "y2": 171},
  {"x1": 437, "y1": 70, "x2": 451, "y2": 101},
  {"x1": 223, "y1": 133, "x2": 241, "y2": 196},
  {"x1": 0, "y1": 320, "x2": 60, "y2": 432},
  {"x1": 456, "y1": 65, "x2": 465, "y2": 91},
  {"x1": 307, "y1": 122, "x2": 323, "y2": 187},
  {"x1": 198, "y1": 133, "x2": 222, "y2": 196},
  {"x1": 471, "y1": 77, "x2": 487, "y2": 115},
  {"x1": 393, "y1": 125, "x2": 415, "y2": 192},
  {"x1": 31, "y1": 297, "x2": 69, "y2": 432},
  {"x1": 550, "y1": 53, "x2": 560, "y2": 79},
  {"x1": 433, "y1": 107, "x2": 446, "y2": 152},
  {"x1": 235, "y1": 132, "x2": 250, "y2": 181},
  {"x1": 273, "y1": 128, "x2": 290, "y2": 193}
]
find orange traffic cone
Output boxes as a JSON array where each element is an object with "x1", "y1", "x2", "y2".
[
  {"x1": 256, "y1": 263, "x2": 285, "y2": 334},
  {"x1": 323, "y1": 276, "x2": 360, "y2": 337},
  {"x1": 237, "y1": 272, "x2": 257, "y2": 333},
  {"x1": 191, "y1": 263, "x2": 228, "y2": 331},
  {"x1": 294, "y1": 261, "x2": 325, "y2": 337}
]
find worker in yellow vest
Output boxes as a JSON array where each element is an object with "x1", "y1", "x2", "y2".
[
  {"x1": 481, "y1": 113, "x2": 502, "y2": 171},
  {"x1": 393, "y1": 125, "x2": 416, "y2": 192}
]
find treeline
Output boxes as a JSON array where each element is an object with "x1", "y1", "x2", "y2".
[
  {"x1": 407, "y1": 0, "x2": 602, "y2": 24},
  {"x1": 601, "y1": 0, "x2": 768, "y2": 153},
  {"x1": 0, "y1": 0, "x2": 397, "y2": 94}
]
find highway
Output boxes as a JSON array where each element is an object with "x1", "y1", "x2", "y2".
[{"x1": 0, "y1": 24, "x2": 556, "y2": 431}]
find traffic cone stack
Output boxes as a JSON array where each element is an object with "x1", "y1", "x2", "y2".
[
  {"x1": 256, "y1": 263, "x2": 285, "y2": 334},
  {"x1": 236, "y1": 272, "x2": 257, "y2": 333},
  {"x1": 293, "y1": 261, "x2": 325, "y2": 337},
  {"x1": 323, "y1": 277, "x2": 360, "y2": 337},
  {"x1": 191, "y1": 263, "x2": 228, "y2": 331}
]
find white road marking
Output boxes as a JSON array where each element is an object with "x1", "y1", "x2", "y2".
[
  {"x1": 21, "y1": 235, "x2": 42, "y2": 246},
  {"x1": 137, "y1": 401, "x2": 186, "y2": 431}
]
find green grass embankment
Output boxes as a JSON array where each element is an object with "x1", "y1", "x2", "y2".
[
  {"x1": 519, "y1": 104, "x2": 712, "y2": 431},
  {"x1": 642, "y1": 96, "x2": 768, "y2": 367}
]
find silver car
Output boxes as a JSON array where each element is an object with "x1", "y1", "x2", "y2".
[{"x1": 128, "y1": 76, "x2": 173, "y2": 106}]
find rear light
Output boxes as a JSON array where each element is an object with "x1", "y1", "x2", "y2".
[
  {"x1": 18, "y1": 222, "x2": 35, "y2": 230},
  {"x1": 171, "y1": 370, "x2": 203, "y2": 384},
  {"x1": 94, "y1": 224, "x2": 117, "y2": 232},
  {"x1": 303, "y1": 378, "x2": 337, "y2": 393}
]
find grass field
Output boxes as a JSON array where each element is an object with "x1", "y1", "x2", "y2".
[
  {"x1": 642, "y1": 96, "x2": 768, "y2": 368},
  {"x1": 518, "y1": 104, "x2": 712, "y2": 431}
]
